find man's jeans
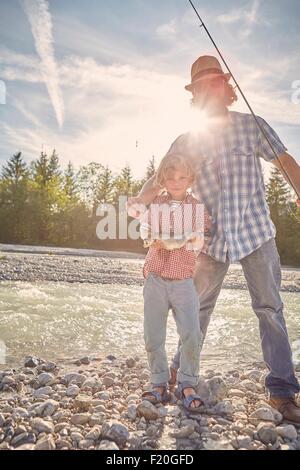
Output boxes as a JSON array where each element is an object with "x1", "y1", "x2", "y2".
[
  {"x1": 143, "y1": 273, "x2": 203, "y2": 388},
  {"x1": 171, "y1": 238, "x2": 300, "y2": 398}
]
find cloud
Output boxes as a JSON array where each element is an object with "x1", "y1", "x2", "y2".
[
  {"x1": 20, "y1": 0, "x2": 64, "y2": 128},
  {"x1": 216, "y1": 0, "x2": 264, "y2": 38}
]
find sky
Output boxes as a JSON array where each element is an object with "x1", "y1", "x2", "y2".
[{"x1": 0, "y1": 0, "x2": 299, "y2": 178}]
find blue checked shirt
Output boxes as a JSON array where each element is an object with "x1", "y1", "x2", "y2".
[{"x1": 165, "y1": 111, "x2": 287, "y2": 263}]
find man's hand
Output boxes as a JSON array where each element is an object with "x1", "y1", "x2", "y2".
[
  {"x1": 272, "y1": 152, "x2": 300, "y2": 204},
  {"x1": 151, "y1": 240, "x2": 164, "y2": 250},
  {"x1": 126, "y1": 197, "x2": 146, "y2": 219}
]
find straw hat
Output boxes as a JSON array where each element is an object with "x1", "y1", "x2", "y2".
[{"x1": 185, "y1": 55, "x2": 231, "y2": 91}]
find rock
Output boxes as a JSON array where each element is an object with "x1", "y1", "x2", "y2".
[
  {"x1": 240, "y1": 379, "x2": 257, "y2": 393},
  {"x1": 11, "y1": 432, "x2": 29, "y2": 447},
  {"x1": 82, "y1": 377, "x2": 102, "y2": 392},
  {"x1": 15, "y1": 444, "x2": 35, "y2": 450},
  {"x1": 257, "y1": 423, "x2": 277, "y2": 445},
  {"x1": 85, "y1": 426, "x2": 101, "y2": 441},
  {"x1": 126, "y1": 358, "x2": 136, "y2": 368},
  {"x1": 24, "y1": 356, "x2": 41, "y2": 368},
  {"x1": 137, "y1": 401, "x2": 161, "y2": 421},
  {"x1": 276, "y1": 425, "x2": 298, "y2": 441},
  {"x1": 127, "y1": 404, "x2": 137, "y2": 420},
  {"x1": 62, "y1": 372, "x2": 86, "y2": 386},
  {"x1": 235, "y1": 435, "x2": 252, "y2": 450},
  {"x1": 195, "y1": 378, "x2": 211, "y2": 403},
  {"x1": 206, "y1": 376, "x2": 228, "y2": 403},
  {"x1": 101, "y1": 421, "x2": 129, "y2": 447},
  {"x1": 249, "y1": 407, "x2": 282, "y2": 425},
  {"x1": 79, "y1": 439, "x2": 94, "y2": 449},
  {"x1": 89, "y1": 413, "x2": 106, "y2": 427},
  {"x1": 74, "y1": 395, "x2": 92, "y2": 412},
  {"x1": 105, "y1": 355, "x2": 117, "y2": 361},
  {"x1": 33, "y1": 386, "x2": 53, "y2": 398},
  {"x1": 228, "y1": 389, "x2": 245, "y2": 398},
  {"x1": 34, "y1": 400, "x2": 59, "y2": 417},
  {"x1": 241, "y1": 370, "x2": 262, "y2": 382},
  {"x1": 203, "y1": 438, "x2": 234, "y2": 450},
  {"x1": 97, "y1": 439, "x2": 119, "y2": 450},
  {"x1": 102, "y1": 376, "x2": 115, "y2": 387},
  {"x1": 31, "y1": 418, "x2": 54, "y2": 434},
  {"x1": 37, "y1": 361, "x2": 57, "y2": 372},
  {"x1": 0, "y1": 413, "x2": 5, "y2": 426},
  {"x1": 213, "y1": 400, "x2": 234, "y2": 415},
  {"x1": 37, "y1": 372, "x2": 54, "y2": 386},
  {"x1": 66, "y1": 385, "x2": 80, "y2": 397},
  {"x1": 35, "y1": 435, "x2": 56, "y2": 450},
  {"x1": 169, "y1": 424, "x2": 195, "y2": 439},
  {"x1": 79, "y1": 356, "x2": 90, "y2": 365},
  {"x1": 71, "y1": 413, "x2": 91, "y2": 425}
]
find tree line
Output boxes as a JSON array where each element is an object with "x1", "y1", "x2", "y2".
[{"x1": 0, "y1": 151, "x2": 299, "y2": 265}]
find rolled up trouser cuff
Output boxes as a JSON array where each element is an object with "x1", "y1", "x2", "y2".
[
  {"x1": 177, "y1": 372, "x2": 199, "y2": 387},
  {"x1": 150, "y1": 371, "x2": 170, "y2": 385}
]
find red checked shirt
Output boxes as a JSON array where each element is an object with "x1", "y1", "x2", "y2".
[{"x1": 140, "y1": 192, "x2": 210, "y2": 280}]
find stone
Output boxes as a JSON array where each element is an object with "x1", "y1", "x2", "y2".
[
  {"x1": 15, "y1": 444, "x2": 35, "y2": 450},
  {"x1": 101, "y1": 421, "x2": 129, "y2": 447},
  {"x1": 79, "y1": 439, "x2": 94, "y2": 449},
  {"x1": 37, "y1": 372, "x2": 54, "y2": 386},
  {"x1": 97, "y1": 440, "x2": 119, "y2": 450},
  {"x1": 80, "y1": 356, "x2": 90, "y2": 365},
  {"x1": 276, "y1": 425, "x2": 298, "y2": 441},
  {"x1": 203, "y1": 438, "x2": 234, "y2": 450},
  {"x1": 213, "y1": 400, "x2": 234, "y2": 415},
  {"x1": 126, "y1": 357, "x2": 136, "y2": 368},
  {"x1": 127, "y1": 404, "x2": 137, "y2": 420},
  {"x1": 33, "y1": 386, "x2": 53, "y2": 398},
  {"x1": 38, "y1": 361, "x2": 57, "y2": 372},
  {"x1": 74, "y1": 395, "x2": 92, "y2": 412},
  {"x1": 240, "y1": 379, "x2": 257, "y2": 393},
  {"x1": 82, "y1": 377, "x2": 102, "y2": 391},
  {"x1": 228, "y1": 389, "x2": 245, "y2": 398},
  {"x1": 89, "y1": 413, "x2": 106, "y2": 427},
  {"x1": 169, "y1": 424, "x2": 195, "y2": 439},
  {"x1": 66, "y1": 385, "x2": 80, "y2": 397},
  {"x1": 0, "y1": 413, "x2": 5, "y2": 426},
  {"x1": 34, "y1": 400, "x2": 59, "y2": 417},
  {"x1": 206, "y1": 376, "x2": 228, "y2": 403},
  {"x1": 257, "y1": 423, "x2": 277, "y2": 445},
  {"x1": 71, "y1": 413, "x2": 91, "y2": 425},
  {"x1": 102, "y1": 376, "x2": 115, "y2": 387},
  {"x1": 241, "y1": 370, "x2": 262, "y2": 382},
  {"x1": 249, "y1": 407, "x2": 282, "y2": 425},
  {"x1": 24, "y1": 356, "x2": 41, "y2": 368},
  {"x1": 31, "y1": 418, "x2": 54, "y2": 434},
  {"x1": 137, "y1": 401, "x2": 161, "y2": 421},
  {"x1": 62, "y1": 372, "x2": 86, "y2": 386},
  {"x1": 235, "y1": 435, "x2": 252, "y2": 450},
  {"x1": 85, "y1": 426, "x2": 101, "y2": 441},
  {"x1": 35, "y1": 435, "x2": 56, "y2": 450}
]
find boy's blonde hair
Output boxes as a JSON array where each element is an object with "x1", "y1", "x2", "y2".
[{"x1": 155, "y1": 153, "x2": 195, "y2": 188}]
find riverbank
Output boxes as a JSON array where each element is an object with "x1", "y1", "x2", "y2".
[
  {"x1": 1, "y1": 354, "x2": 300, "y2": 451},
  {"x1": 0, "y1": 248, "x2": 299, "y2": 291}
]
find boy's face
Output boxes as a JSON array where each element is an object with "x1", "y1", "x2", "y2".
[{"x1": 164, "y1": 166, "x2": 193, "y2": 199}]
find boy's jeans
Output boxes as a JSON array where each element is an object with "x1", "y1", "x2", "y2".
[
  {"x1": 143, "y1": 273, "x2": 203, "y2": 387},
  {"x1": 171, "y1": 238, "x2": 300, "y2": 398}
]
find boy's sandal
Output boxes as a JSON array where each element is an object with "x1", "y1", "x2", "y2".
[
  {"x1": 176, "y1": 383, "x2": 204, "y2": 413},
  {"x1": 142, "y1": 385, "x2": 170, "y2": 405}
]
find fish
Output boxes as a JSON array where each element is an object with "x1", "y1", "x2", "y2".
[{"x1": 143, "y1": 232, "x2": 197, "y2": 250}]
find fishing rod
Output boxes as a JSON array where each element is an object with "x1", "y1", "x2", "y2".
[{"x1": 187, "y1": 0, "x2": 300, "y2": 221}]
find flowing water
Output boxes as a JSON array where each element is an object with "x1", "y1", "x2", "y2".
[{"x1": 0, "y1": 281, "x2": 299, "y2": 370}]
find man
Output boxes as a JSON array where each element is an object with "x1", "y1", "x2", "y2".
[{"x1": 128, "y1": 55, "x2": 300, "y2": 423}]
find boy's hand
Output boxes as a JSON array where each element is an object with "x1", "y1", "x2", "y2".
[
  {"x1": 151, "y1": 240, "x2": 164, "y2": 250},
  {"x1": 126, "y1": 197, "x2": 146, "y2": 218},
  {"x1": 296, "y1": 199, "x2": 300, "y2": 207}
]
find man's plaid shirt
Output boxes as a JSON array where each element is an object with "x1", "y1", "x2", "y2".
[{"x1": 165, "y1": 111, "x2": 287, "y2": 263}]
